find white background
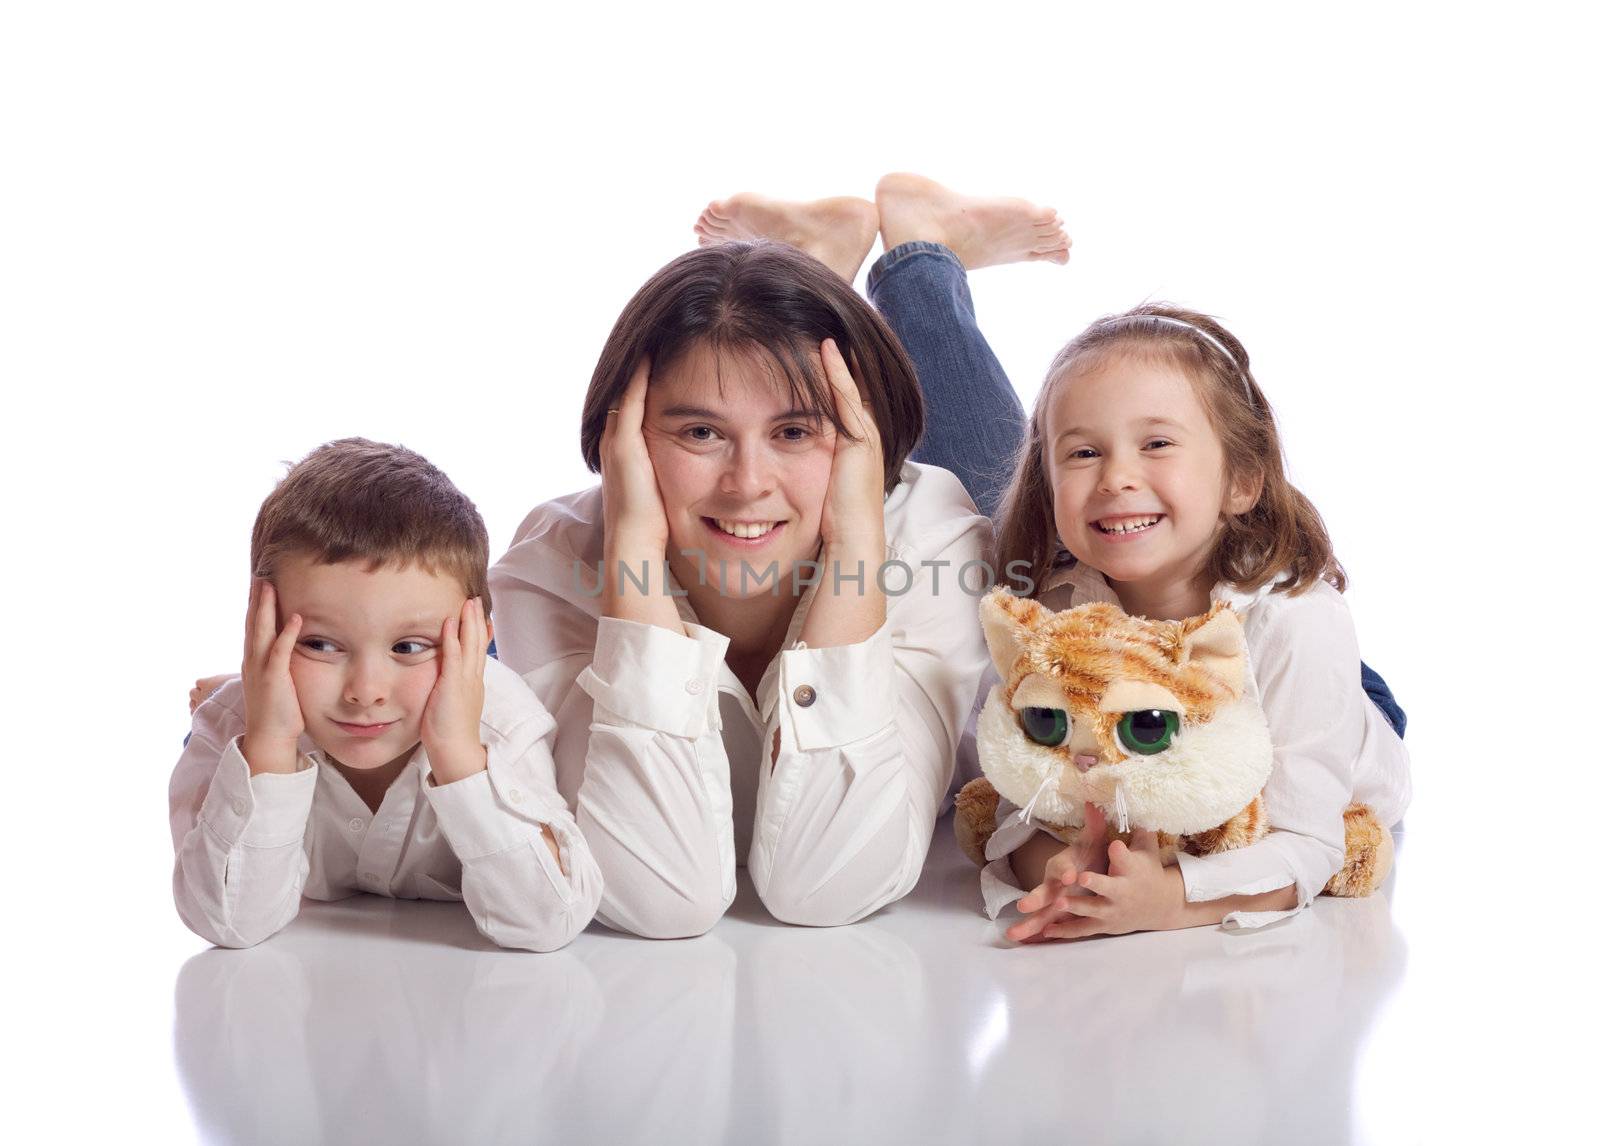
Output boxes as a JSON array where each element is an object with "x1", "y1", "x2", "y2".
[{"x1": 4, "y1": 2, "x2": 1595, "y2": 1140}]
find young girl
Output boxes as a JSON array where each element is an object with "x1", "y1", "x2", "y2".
[{"x1": 987, "y1": 305, "x2": 1412, "y2": 938}]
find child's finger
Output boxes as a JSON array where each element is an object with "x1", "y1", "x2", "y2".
[
  {"x1": 1042, "y1": 918, "x2": 1102, "y2": 941},
  {"x1": 440, "y1": 616, "x2": 460, "y2": 676},
  {"x1": 468, "y1": 598, "x2": 488, "y2": 666},
  {"x1": 1073, "y1": 871, "x2": 1115, "y2": 898},
  {"x1": 268, "y1": 614, "x2": 302, "y2": 675}
]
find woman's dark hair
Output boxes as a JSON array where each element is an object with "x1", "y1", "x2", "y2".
[{"x1": 580, "y1": 241, "x2": 924, "y2": 494}]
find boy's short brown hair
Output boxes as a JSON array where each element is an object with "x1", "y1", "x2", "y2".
[{"x1": 250, "y1": 438, "x2": 492, "y2": 612}]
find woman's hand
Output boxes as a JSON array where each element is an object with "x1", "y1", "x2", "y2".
[
  {"x1": 817, "y1": 339, "x2": 887, "y2": 555},
  {"x1": 600, "y1": 357, "x2": 670, "y2": 560}
]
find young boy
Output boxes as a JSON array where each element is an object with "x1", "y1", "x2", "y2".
[{"x1": 170, "y1": 438, "x2": 601, "y2": 951}]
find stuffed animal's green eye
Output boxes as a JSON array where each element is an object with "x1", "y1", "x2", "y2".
[
  {"x1": 1116, "y1": 710, "x2": 1179, "y2": 755},
  {"x1": 1021, "y1": 707, "x2": 1069, "y2": 747}
]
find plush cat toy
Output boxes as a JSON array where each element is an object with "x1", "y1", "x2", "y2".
[{"x1": 953, "y1": 588, "x2": 1392, "y2": 898}]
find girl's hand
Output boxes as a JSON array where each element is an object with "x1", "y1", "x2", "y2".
[
  {"x1": 420, "y1": 597, "x2": 489, "y2": 785},
  {"x1": 1035, "y1": 829, "x2": 1187, "y2": 940},
  {"x1": 817, "y1": 339, "x2": 886, "y2": 554},
  {"x1": 600, "y1": 357, "x2": 670, "y2": 559},
  {"x1": 239, "y1": 579, "x2": 305, "y2": 776},
  {"x1": 1006, "y1": 802, "x2": 1112, "y2": 943}
]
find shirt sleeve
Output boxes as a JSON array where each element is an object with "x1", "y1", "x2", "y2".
[
  {"x1": 1174, "y1": 589, "x2": 1364, "y2": 929},
  {"x1": 169, "y1": 685, "x2": 317, "y2": 948},
  {"x1": 420, "y1": 667, "x2": 603, "y2": 952},
  {"x1": 572, "y1": 617, "x2": 736, "y2": 938},
  {"x1": 748, "y1": 521, "x2": 992, "y2": 926}
]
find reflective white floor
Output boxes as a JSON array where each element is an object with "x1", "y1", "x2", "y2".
[{"x1": 169, "y1": 821, "x2": 1429, "y2": 1145}]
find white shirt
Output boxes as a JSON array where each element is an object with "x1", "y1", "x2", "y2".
[
  {"x1": 488, "y1": 461, "x2": 992, "y2": 937},
  {"x1": 976, "y1": 562, "x2": 1412, "y2": 929},
  {"x1": 170, "y1": 657, "x2": 603, "y2": 951}
]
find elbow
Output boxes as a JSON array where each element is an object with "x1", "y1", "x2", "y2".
[
  {"x1": 755, "y1": 869, "x2": 895, "y2": 929},
  {"x1": 604, "y1": 886, "x2": 727, "y2": 939}
]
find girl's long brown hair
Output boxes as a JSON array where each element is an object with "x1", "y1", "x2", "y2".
[{"x1": 995, "y1": 303, "x2": 1345, "y2": 600}]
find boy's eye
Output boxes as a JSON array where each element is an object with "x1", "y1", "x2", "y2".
[
  {"x1": 392, "y1": 640, "x2": 432, "y2": 656},
  {"x1": 1144, "y1": 438, "x2": 1174, "y2": 450},
  {"x1": 298, "y1": 637, "x2": 340, "y2": 655}
]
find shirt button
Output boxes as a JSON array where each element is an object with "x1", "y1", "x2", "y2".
[
  {"x1": 793, "y1": 684, "x2": 817, "y2": 708},
  {"x1": 507, "y1": 788, "x2": 523, "y2": 804},
  {"x1": 231, "y1": 798, "x2": 247, "y2": 816},
  {"x1": 685, "y1": 678, "x2": 704, "y2": 695},
  {"x1": 348, "y1": 818, "x2": 365, "y2": 832}
]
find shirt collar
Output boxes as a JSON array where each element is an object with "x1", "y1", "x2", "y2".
[{"x1": 1036, "y1": 559, "x2": 1282, "y2": 617}]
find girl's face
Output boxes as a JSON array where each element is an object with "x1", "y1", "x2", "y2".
[
  {"x1": 1044, "y1": 354, "x2": 1255, "y2": 606},
  {"x1": 643, "y1": 341, "x2": 836, "y2": 599}
]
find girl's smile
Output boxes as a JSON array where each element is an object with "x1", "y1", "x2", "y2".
[{"x1": 1046, "y1": 356, "x2": 1256, "y2": 619}]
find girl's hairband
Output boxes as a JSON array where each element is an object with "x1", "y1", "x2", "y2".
[{"x1": 1097, "y1": 313, "x2": 1257, "y2": 409}]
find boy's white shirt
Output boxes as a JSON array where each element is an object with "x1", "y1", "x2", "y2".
[
  {"x1": 169, "y1": 657, "x2": 603, "y2": 952},
  {"x1": 972, "y1": 562, "x2": 1413, "y2": 930},
  {"x1": 488, "y1": 461, "x2": 992, "y2": 936}
]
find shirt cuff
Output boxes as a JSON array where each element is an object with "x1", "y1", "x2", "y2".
[
  {"x1": 577, "y1": 617, "x2": 728, "y2": 737},
  {"x1": 199, "y1": 736, "x2": 317, "y2": 849},
  {"x1": 1175, "y1": 847, "x2": 1308, "y2": 930},
  {"x1": 421, "y1": 755, "x2": 564, "y2": 864},
  {"x1": 777, "y1": 621, "x2": 896, "y2": 751}
]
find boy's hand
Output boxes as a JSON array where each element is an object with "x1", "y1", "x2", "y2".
[
  {"x1": 239, "y1": 579, "x2": 305, "y2": 776},
  {"x1": 421, "y1": 596, "x2": 489, "y2": 785},
  {"x1": 1006, "y1": 802, "x2": 1113, "y2": 943},
  {"x1": 1033, "y1": 830, "x2": 1187, "y2": 940}
]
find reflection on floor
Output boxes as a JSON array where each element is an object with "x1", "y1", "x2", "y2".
[{"x1": 173, "y1": 818, "x2": 1407, "y2": 1145}]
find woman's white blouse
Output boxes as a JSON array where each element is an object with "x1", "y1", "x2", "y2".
[
  {"x1": 489, "y1": 461, "x2": 992, "y2": 937},
  {"x1": 169, "y1": 660, "x2": 603, "y2": 952},
  {"x1": 977, "y1": 562, "x2": 1413, "y2": 928}
]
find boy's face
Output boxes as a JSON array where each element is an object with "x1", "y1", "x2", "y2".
[{"x1": 272, "y1": 554, "x2": 469, "y2": 771}]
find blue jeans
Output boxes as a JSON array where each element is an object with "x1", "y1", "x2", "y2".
[{"x1": 866, "y1": 241, "x2": 1407, "y2": 738}]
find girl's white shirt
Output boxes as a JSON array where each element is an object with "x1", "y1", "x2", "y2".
[
  {"x1": 975, "y1": 562, "x2": 1413, "y2": 929},
  {"x1": 488, "y1": 461, "x2": 992, "y2": 937},
  {"x1": 169, "y1": 658, "x2": 604, "y2": 952}
]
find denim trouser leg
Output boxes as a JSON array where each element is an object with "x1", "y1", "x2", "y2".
[
  {"x1": 866, "y1": 241, "x2": 1024, "y2": 522},
  {"x1": 864, "y1": 242, "x2": 1405, "y2": 738}
]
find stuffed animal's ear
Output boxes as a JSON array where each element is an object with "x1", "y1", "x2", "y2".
[
  {"x1": 1179, "y1": 604, "x2": 1247, "y2": 695},
  {"x1": 980, "y1": 588, "x2": 1046, "y2": 675}
]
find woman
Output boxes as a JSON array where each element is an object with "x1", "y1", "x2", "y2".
[{"x1": 488, "y1": 180, "x2": 1070, "y2": 937}]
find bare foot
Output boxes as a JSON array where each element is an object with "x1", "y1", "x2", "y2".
[
  {"x1": 875, "y1": 173, "x2": 1070, "y2": 270},
  {"x1": 694, "y1": 194, "x2": 879, "y2": 281}
]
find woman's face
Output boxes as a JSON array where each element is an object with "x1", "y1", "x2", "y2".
[{"x1": 643, "y1": 341, "x2": 836, "y2": 600}]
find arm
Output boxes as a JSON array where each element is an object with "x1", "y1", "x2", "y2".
[
  {"x1": 422, "y1": 654, "x2": 604, "y2": 953},
  {"x1": 1018, "y1": 588, "x2": 1364, "y2": 939},
  {"x1": 490, "y1": 524, "x2": 736, "y2": 941},
  {"x1": 169, "y1": 683, "x2": 317, "y2": 948},
  {"x1": 751, "y1": 508, "x2": 992, "y2": 926}
]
